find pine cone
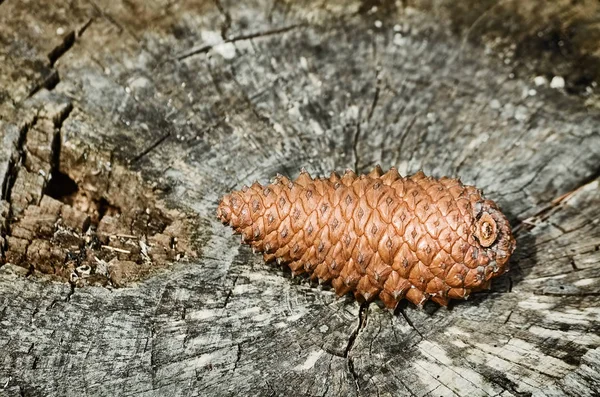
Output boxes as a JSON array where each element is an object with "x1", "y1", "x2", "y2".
[{"x1": 217, "y1": 167, "x2": 516, "y2": 308}]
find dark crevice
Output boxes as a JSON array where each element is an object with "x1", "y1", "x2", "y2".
[
  {"x1": 97, "y1": 197, "x2": 117, "y2": 222},
  {"x1": 78, "y1": 18, "x2": 94, "y2": 37},
  {"x1": 213, "y1": 0, "x2": 232, "y2": 39},
  {"x1": 129, "y1": 132, "x2": 171, "y2": 164},
  {"x1": 45, "y1": 103, "x2": 78, "y2": 203},
  {"x1": 53, "y1": 102, "x2": 74, "y2": 129},
  {"x1": 395, "y1": 303, "x2": 424, "y2": 339},
  {"x1": 232, "y1": 343, "x2": 243, "y2": 373},
  {"x1": 570, "y1": 259, "x2": 578, "y2": 271},
  {"x1": 3, "y1": 104, "x2": 193, "y2": 287},
  {"x1": 575, "y1": 165, "x2": 600, "y2": 192},
  {"x1": 28, "y1": 70, "x2": 60, "y2": 98},
  {"x1": 50, "y1": 120, "x2": 63, "y2": 173},
  {"x1": 345, "y1": 302, "x2": 369, "y2": 392},
  {"x1": 175, "y1": 44, "x2": 212, "y2": 60},
  {"x1": 344, "y1": 303, "x2": 369, "y2": 358},
  {"x1": 48, "y1": 31, "x2": 76, "y2": 66},
  {"x1": 551, "y1": 221, "x2": 567, "y2": 234},
  {"x1": 1, "y1": 114, "x2": 36, "y2": 269},
  {"x1": 1, "y1": 118, "x2": 34, "y2": 201},
  {"x1": 514, "y1": 167, "x2": 600, "y2": 235},
  {"x1": 30, "y1": 18, "x2": 92, "y2": 99},
  {"x1": 45, "y1": 171, "x2": 78, "y2": 202},
  {"x1": 175, "y1": 24, "x2": 304, "y2": 60},
  {"x1": 367, "y1": 86, "x2": 380, "y2": 122},
  {"x1": 222, "y1": 275, "x2": 239, "y2": 309},
  {"x1": 65, "y1": 282, "x2": 76, "y2": 302},
  {"x1": 224, "y1": 23, "x2": 304, "y2": 43}
]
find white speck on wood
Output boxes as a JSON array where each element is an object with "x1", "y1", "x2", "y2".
[
  {"x1": 550, "y1": 76, "x2": 566, "y2": 89},
  {"x1": 294, "y1": 349, "x2": 324, "y2": 371}
]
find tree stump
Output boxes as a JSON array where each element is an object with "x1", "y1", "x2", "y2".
[{"x1": 1, "y1": 1, "x2": 599, "y2": 396}]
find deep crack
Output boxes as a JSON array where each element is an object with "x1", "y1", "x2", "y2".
[
  {"x1": 1, "y1": 116, "x2": 35, "y2": 201},
  {"x1": 48, "y1": 31, "x2": 76, "y2": 67},
  {"x1": 232, "y1": 343, "x2": 243, "y2": 373},
  {"x1": 65, "y1": 281, "x2": 76, "y2": 302},
  {"x1": 514, "y1": 169, "x2": 600, "y2": 235},
  {"x1": 28, "y1": 71, "x2": 60, "y2": 98},
  {"x1": 28, "y1": 19, "x2": 92, "y2": 99},
  {"x1": 395, "y1": 304, "x2": 424, "y2": 339},
  {"x1": 345, "y1": 302, "x2": 369, "y2": 392}
]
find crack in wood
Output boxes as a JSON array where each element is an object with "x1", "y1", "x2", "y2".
[
  {"x1": 344, "y1": 302, "x2": 369, "y2": 392},
  {"x1": 1, "y1": 117, "x2": 35, "y2": 201},
  {"x1": 1, "y1": 1, "x2": 600, "y2": 395},
  {"x1": 174, "y1": 24, "x2": 305, "y2": 61},
  {"x1": 395, "y1": 304, "x2": 424, "y2": 339},
  {"x1": 514, "y1": 174, "x2": 600, "y2": 235},
  {"x1": 27, "y1": 20, "x2": 93, "y2": 100},
  {"x1": 27, "y1": 70, "x2": 60, "y2": 98},
  {"x1": 65, "y1": 282, "x2": 76, "y2": 302},
  {"x1": 48, "y1": 31, "x2": 76, "y2": 67},
  {"x1": 129, "y1": 131, "x2": 171, "y2": 164},
  {"x1": 1, "y1": 102, "x2": 196, "y2": 287},
  {"x1": 503, "y1": 310, "x2": 513, "y2": 324},
  {"x1": 232, "y1": 343, "x2": 243, "y2": 373},
  {"x1": 78, "y1": 17, "x2": 94, "y2": 37},
  {"x1": 213, "y1": 0, "x2": 232, "y2": 40},
  {"x1": 221, "y1": 274, "x2": 240, "y2": 309}
]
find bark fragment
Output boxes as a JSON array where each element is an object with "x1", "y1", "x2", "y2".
[{"x1": 0, "y1": 105, "x2": 197, "y2": 287}]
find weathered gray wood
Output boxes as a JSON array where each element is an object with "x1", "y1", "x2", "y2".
[{"x1": 1, "y1": 1, "x2": 599, "y2": 396}]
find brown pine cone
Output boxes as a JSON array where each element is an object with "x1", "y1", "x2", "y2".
[{"x1": 217, "y1": 167, "x2": 516, "y2": 308}]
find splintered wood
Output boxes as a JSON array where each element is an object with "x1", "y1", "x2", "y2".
[{"x1": 0, "y1": 104, "x2": 196, "y2": 287}]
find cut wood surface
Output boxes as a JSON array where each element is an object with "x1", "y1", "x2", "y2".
[{"x1": 1, "y1": 1, "x2": 599, "y2": 396}]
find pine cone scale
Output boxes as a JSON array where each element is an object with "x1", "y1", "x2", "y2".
[{"x1": 217, "y1": 168, "x2": 516, "y2": 308}]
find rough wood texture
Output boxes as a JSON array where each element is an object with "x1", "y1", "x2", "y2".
[{"x1": 1, "y1": 1, "x2": 599, "y2": 396}]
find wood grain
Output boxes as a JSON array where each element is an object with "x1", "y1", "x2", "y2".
[{"x1": 0, "y1": 1, "x2": 599, "y2": 396}]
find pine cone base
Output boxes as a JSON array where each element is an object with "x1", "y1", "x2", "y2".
[{"x1": 217, "y1": 167, "x2": 516, "y2": 308}]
